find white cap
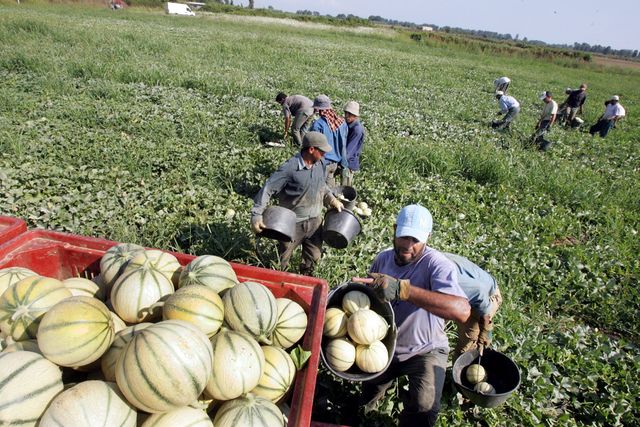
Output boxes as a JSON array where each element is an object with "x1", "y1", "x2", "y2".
[
  {"x1": 344, "y1": 101, "x2": 360, "y2": 116},
  {"x1": 611, "y1": 95, "x2": 619, "y2": 101},
  {"x1": 395, "y1": 205, "x2": 433, "y2": 243}
]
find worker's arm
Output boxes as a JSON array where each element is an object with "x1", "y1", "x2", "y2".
[
  {"x1": 549, "y1": 113, "x2": 556, "y2": 127},
  {"x1": 283, "y1": 116, "x2": 291, "y2": 140}
]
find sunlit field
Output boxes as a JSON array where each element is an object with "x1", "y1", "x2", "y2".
[{"x1": 1, "y1": 3, "x2": 639, "y2": 425}]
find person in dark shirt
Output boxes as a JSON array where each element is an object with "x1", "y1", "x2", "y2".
[
  {"x1": 342, "y1": 101, "x2": 365, "y2": 186},
  {"x1": 251, "y1": 132, "x2": 343, "y2": 275},
  {"x1": 561, "y1": 83, "x2": 587, "y2": 126}
]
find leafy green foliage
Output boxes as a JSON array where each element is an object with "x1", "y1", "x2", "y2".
[{"x1": 0, "y1": 4, "x2": 639, "y2": 425}]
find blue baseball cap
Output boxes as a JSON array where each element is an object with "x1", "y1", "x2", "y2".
[{"x1": 395, "y1": 204, "x2": 433, "y2": 242}]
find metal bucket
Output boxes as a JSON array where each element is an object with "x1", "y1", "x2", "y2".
[
  {"x1": 260, "y1": 206, "x2": 297, "y2": 242},
  {"x1": 320, "y1": 282, "x2": 397, "y2": 382},
  {"x1": 323, "y1": 209, "x2": 361, "y2": 249},
  {"x1": 333, "y1": 186, "x2": 357, "y2": 210},
  {"x1": 452, "y1": 348, "x2": 520, "y2": 408}
]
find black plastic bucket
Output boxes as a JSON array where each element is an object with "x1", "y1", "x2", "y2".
[
  {"x1": 452, "y1": 348, "x2": 520, "y2": 408},
  {"x1": 260, "y1": 206, "x2": 297, "y2": 242},
  {"x1": 320, "y1": 282, "x2": 397, "y2": 382},
  {"x1": 323, "y1": 209, "x2": 361, "y2": 249},
  {"x1": 333, "y1": 186, "x2": 358, "y2": 210}
]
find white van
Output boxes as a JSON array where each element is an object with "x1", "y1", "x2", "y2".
[{"x1": 165, "y1": 2, "x2": 195, "y2": 16}]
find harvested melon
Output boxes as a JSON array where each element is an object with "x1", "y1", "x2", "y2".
[
  {"x1": 342, "y1": 290, "x2": 370, "y2": 314},
  {"x1": 178, "y1": 255, "x2": 238, "y2": 293},
  {"x1": 355, "y1": 341, "x2": 389, "y2": 373},
  {"x1": 214, "y1": 394, "x2": 285, "y2": 427},
  {"x1": 252, "y1": 345, "x2": 296, "y2": 402},
  {"x1": 347, "y1": 308, "x2": 388, "y2": 345},
  {"x1": 323, "y1": 307, "x2": 348, "y2": 338},
  {"x1": 271, "y1": 298, "x2": 307, "y2": 349},
  {"x1": 325, "y1": 337, "x2": 356, "y2": 372},
  {"x1": 162, "y1": 285, "x2": 224, "y2": 337},
  {"x1": 224, "y1": 281, "x2": 277, "y2": 344}
]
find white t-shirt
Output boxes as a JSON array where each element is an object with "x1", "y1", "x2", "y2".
[
  {"x1": 604, "y1": 103, "x2": 625, "y2": 120},
  {"x1": 540, "y1": 100, "x2": 558, "y2": 121}
]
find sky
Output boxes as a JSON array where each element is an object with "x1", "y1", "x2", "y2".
[{"x1": 259, "y1": 0, "x2": 639, "y2": 51}]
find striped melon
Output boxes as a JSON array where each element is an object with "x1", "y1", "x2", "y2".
[
  {"x1": 110, "y1": 311, "x2": 127, "y2": 333},
  {"x1": 162, "y1": 285, "x2": 224, "y2": 337},
  {"x1": 252, "y1": 346, "x2": 296, "y2": 402},
  {"x1": 126, "y1": 249, "x2": 182, "y2": 287},
  {"x1": 110, "y1": 264, "x2": 174, "y2": 323},
  {"x1": 342, "y1": 290, "x2": 370, "y2": 315},
  {"x1": 101, "y1": 323, "x2": 152, "y2": 382},
  {"x1": 63, "y1": 277, "x2": 105, "y2": 300},
  {"x1": 100, "y1": 243, "x2": 145, "y2": 290},
  {"x1": 0, "y1": 267, "x2": 38, "y2": 296},
  {"x1": 37, "y1": 296, "x2": 115, "y2": 368},
  {"x1": 271, "y1": 298, "x2": 308, "y2": 349},
  {"x1": 355, "y1": 341, "x2": 389, "y2": 373},
  {"x1": 206, "y1": 329, "x2": 265, "y2": 401},
  {"x1": 224, "y1": 281, "x2": 277, "y2": 344},
  {"x1": 324, "y1": 337, "x2": 356, "y2": 372},
  {"x1": 141, "y1": 406, "x2": 213, "y2": 427},
  {"x1": 39, "y1": 380, "x2": 136, "y2": 427},
  {"x1": 0, "y1": 351, "x2": 63, "y2": 427},
  {"x1": 213, "y1": 393, "x2": 285, "y2": 427},
  {"x1": 0, "y1": 276, "x2": 72, "y2": 341},
  {"x1": 1, "y1": 337, "x2": 41, "y2": 354},
  {"x1": 178, "y1": 255, "x2": 238, "y2": 293},
  {"x1": 116, "y1": 320, "x2": 213, "y2": 413},
  {"x1": 347, "y1": 308, "x2": 389, "y2": 345},
  {"x1": 323, "y1": 307, "x2": 348, "y2": 338}
]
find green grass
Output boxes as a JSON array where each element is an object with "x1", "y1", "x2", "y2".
[{"x1": 1, "y1": 4, "x2": 639, "y2": 425}]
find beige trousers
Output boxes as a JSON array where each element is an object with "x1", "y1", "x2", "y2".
[{"x1": 454, "y1": 287, "x2": 502, "y2": 360}]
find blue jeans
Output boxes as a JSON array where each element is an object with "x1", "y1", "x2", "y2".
[{"x1": 361, "y1": 348, "x2": 449, "y2": 427}]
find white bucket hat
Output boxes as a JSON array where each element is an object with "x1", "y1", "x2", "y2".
[{"x1": 344, "y1": 101, "x2": 360, "y2": 116}]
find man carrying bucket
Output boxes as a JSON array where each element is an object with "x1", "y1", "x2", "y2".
[
  {"x1": 250, "y1": 132, "x2": 344, "y2": 276},
  {"x1": 353, "y1": 204, "x2": 470, "y2": 426},
  {"x1": 443, "y1": 253, "x2": 502, "y2": 361}
]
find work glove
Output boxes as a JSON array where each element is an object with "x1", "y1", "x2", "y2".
[
  {"x1": 368, "y1": 273, "x2": 411, "y2": 302},
  {"x1": 329, "y1": 198, "x2": 344, "y2": 213},
  {"x1": 251, "y1": 215, "x2": 266, "y2": 234}
]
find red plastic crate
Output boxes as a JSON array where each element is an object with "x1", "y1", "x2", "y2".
[
  {"x1": 0, "y1": 216, "x2": 27, "y2": 245},
  {"x1": 0, "y1": 227, "x2": 328, "y2": 427}
]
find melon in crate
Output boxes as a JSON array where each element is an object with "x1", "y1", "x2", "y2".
[
  {"x1": 324, "y1": 337, "x2": 356, "y2": 372},
  {"x1": 178, "y1": 254, "x2": 238, "y2": 293},
  {"x1": 223, "y1": 281, "x2": 277, "y2": 344},
  {"x1": 342, "y1": 290, "x2": 370, "y2": 315},
  {"x1": 162, "y1": 284, "x2": 224, "y2": 337},
  {"x1": 63, "y1": 277, "x2": 105, "y2": 300},
  {"x1": 206, "y1": 329, "x2": 265, "y2": 401},
  {"x1": 1, "y1": 337, "x2": 41, "y2": 354},
  {"x1": 116, "y1": 320, "x2": 213, "y2": 413},
  {"x1": 347, "y1": 308, "x2": 389, "y2": 345},
  {"x1": 271, "y1": 298, "x2": 308, "y2": 349},
  {"x1": 0, "y1": 350, "x2": 63, "y2": 427},
  {"x1": 39, "y1": 380, "x2": 136, "y2": 427},
  {"x1": 0, "y1": 276, "x2": 73, "y2": 341},
  {"x1": 355, "y1": 341, "x2": 389, "y2": 373},
  {"x1": 140, "y1": 406, "x2": 213, "y2": 427},
  {"x1": 0, "y1": 266, "x2": 38, "y2": 296},
  {"x1": 100, "y1": 243, "x2": 145, "y2": 290},
  {"x1": 322, "y1": 307, "x2": 348, "y2": 338},
  {"x1": 37, "y1": 296, "x2": 115, "y2": 368},
  {"x1": 110, "y1": 263, "x2": 174, "y2": 323},
  {"x1": 101, "y1": 323, "x2": 152, "y2": 382},
  {"x1": 126, "y1": 249, "x2": 182, "y2": 287},
  {"x1": 252, "y1": 345, "x2": 296, "y2": 402},
  {"x1": 213, "y1": 393, "x2": 285, "y2": 427}
]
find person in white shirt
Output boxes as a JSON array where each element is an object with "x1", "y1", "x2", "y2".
[
  {"x1": 492, "y1": 91, "x2": 520, "y2": 130},
  {"x1": 532, "y1": 91, "x2": 558, "y2": 151},
  {"x1": 493, "y1": 76, "x2": 511, "y2": 93},
  {"x1": 589, "y1": 95, "x2": 626, "y2": 138}
]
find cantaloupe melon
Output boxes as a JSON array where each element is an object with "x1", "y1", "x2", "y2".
[
  {"x1": 213, "y1": 393, "x2": 285, "y2": 427},
  {"x1": 342, "y1": 290, "x2": 370, "y2": 314},
  {"x1": 116, "y1": 320, "x2": 213, "y2": 413},
  {"x1": 355, "y1": 341, "x2": 389, "y2": 373},
  {"x1": 252, "y1": 345, "x2": 296, "y2": 402},
  {"x1": 101, "y1": 323, "x2": 152, "y2": 382},
  {"x1": 324, "y1": 337, "x2": 356, "y2": 372},
  {"x1": 0, "y1": 350, "x2": 63, "y2": 427},
  {"x1": 346, "y1": 308, "x2": 388, "y2": 345},
  {"x1": 162, "y1": 285, "x2": 224, "y2": 337},
  {"x1": 141, "y1": 406, "x2": 213, "y2": 427},
  {"x1": 100, "y1": 243, "x2": 145, "y2": 290},
  {"x1": 0, "y1": 267, "x2": 38, "y2": 296},
  {"x1": 323, "y1": 307, "x2": 348, "y2": 338},
  {"x1": 37, "y1": 296, "x2": 115, "y2": 368},
  {"x1": 205, "y1": 329, "x2": 265, "y2": 401},
  {"x1": 178, "y1": 255, "x2": 238, "y2": 293},
  {"x1": 39, "y1": 380, "x2": 136, "y2": 427},
  {"x1": 126, "y1": 249, "x2": 182, "y2": 287},
  {"x1": 223, "y1": 281, "x2": 277, "y2": 344},
  {"x1": 0, "y1": 276, "x2": 72, "y2": 341},
  {"x1": 271, "y1": 298, "x2": 307, "y2": 349}
]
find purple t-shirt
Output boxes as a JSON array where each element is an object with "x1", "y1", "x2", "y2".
[{"x1": 370, "y1": 247, "x2": 466, "y2": 361}]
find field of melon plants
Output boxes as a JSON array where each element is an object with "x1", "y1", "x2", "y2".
[{"x1": 1, "y1": 3, "x2": 639, "y2": 425}]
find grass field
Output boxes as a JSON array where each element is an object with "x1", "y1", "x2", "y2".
[{"x1": 1, "y1": 3, "x2": 639, "y2": 425}]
